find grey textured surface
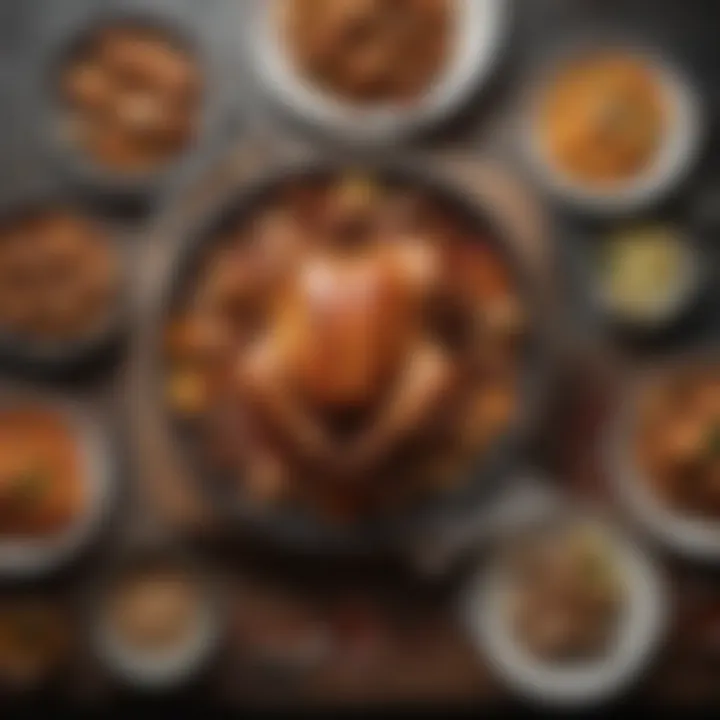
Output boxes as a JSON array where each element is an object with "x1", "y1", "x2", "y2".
[
  {"x1": 0, "y1": 0, "x2": 716, "y2": 520},
  {"x1": 0, "y1": 0, "x2": 715, "y2": 504},
  {"x1": 0, "y1": 0, "x2": 718, "y2": 190},
  {"x1": 0, "y1": 0, "x2": 717, "y2": 705}
]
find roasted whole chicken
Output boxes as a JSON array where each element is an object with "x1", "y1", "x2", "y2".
[{"x1": 166, "y1": 175, "x2": 525, "y2": 520}]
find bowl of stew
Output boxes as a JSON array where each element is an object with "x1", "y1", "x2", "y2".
[
  {"x1": 250, "y1": 0, "x2": 509, "y2": 142},
  {"x1": 0, "y1": 198, "x2": 126, "y2": 374},
  {"x1": 462, "y1": 512, "x2": 668, "y2": 708},
  {"x1": 608, "y1": 351, "x2": 720, "y2": 560}
]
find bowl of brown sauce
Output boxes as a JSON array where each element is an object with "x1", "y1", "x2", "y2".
[{"x1": 250, "y1": 0, "x2": 509, "y2": 142}]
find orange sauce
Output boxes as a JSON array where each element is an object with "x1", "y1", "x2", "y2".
[
  {"x1": 540, "y1": 53, "x2": 667, "y2": 186},
  {"x1": 0, "y1": 408, "x2": 85, "y2": 537}
]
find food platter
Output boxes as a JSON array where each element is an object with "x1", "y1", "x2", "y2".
[
  {"x1": 0, "y1": 0, "x2": 719, "y2": 709},
  {"x1": 158, "y1": 156, "x2": 550, "y2": 553}
]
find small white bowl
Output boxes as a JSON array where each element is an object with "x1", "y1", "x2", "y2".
[
  {"x1": 606, "y1": 358, "x2": 720, "y2": 561},
  {"x1": 461, "y1": 516, "x2": 668, "y2": 708},
  {"x1": 0, "y1": 397, "x2": 115, "y2": 580},
  {"x1": 249, "y1": 0, "x2": 509, "y2": 142},
  {"x1": 93, "y1": 555, "x2": 224, "y2": 691},
  {"x1": 522, "y1": 44, "x2": 704, "y2": 216}
]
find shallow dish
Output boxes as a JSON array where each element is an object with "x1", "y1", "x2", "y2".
[
  {"x1": 522, "y1": 41, "x2": 703, "y2": 216},
  {"x1": 586, "y1": 222, "x2": 709, "y2": 337},
  {"x1": 0, "y1": 193, "x2": 128, "y2": 377},
  {"x1": 91, "y1": 546, "x2": 224, "y2": 691},
  {"x1": 0, "y1": 394, "x2": 116, "y2": 580},
  {"x1": 461, "y1": 511, "x2": 668, "y2": 708},
  {"x1": 41, "y1": 6, "x2": 230, "y2": 199},
  {"x1": 250, "y1": 0, "x2": 509, "y2": 143},
  {"x1": 606, "y1": 352, "x2": 720, "y2": 562}
]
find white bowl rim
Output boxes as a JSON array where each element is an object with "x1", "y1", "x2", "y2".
[
  {"x1": 606, "y1": 356, "x2": 720, "y2": 561},
  {"x1": 521, "y1": 41, "x2": 705, "y2": 216},
  {"x1": 460, "y1": 515, "x2": 668, "y2": 708},
  {"x1": 92, "y1": 558, "x2": 224, "y2": 689},
  {"x1": 249, "y1": 0, "x2": 510, "y2": 141},
  {"x1": 0, "y1": 394, "x2": 115, "y2": 579}
]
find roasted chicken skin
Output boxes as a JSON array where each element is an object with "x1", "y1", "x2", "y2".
[{"x1": 235, "y1": 232, "x2": 457, "y2": 478}]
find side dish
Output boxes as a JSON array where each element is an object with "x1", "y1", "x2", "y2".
[
  {"x1": 62, "y1": 24, "x2": 201, "y2": 172},
  {"x1": 504, "y1": 525, "x2": 624, "y2": 662},
  {"x1": 634, "y1": 363, "x2": 720, "y2": 519},
  {"x1": 538, "y1": 52, "x2": 667, "y2": 187},
  {"x1": 468, "y1": 517, "x2": 667, "y2": 708},
  {"x1": 0, "y1": 209, "x2": 119, "y2": 343},
  {"x1": 0, "y1": 406, "x2": 86, "y2": 538},
  {"x1": 277, "y1": 0, "x2": 452, "y2": 105},
  {"x1": 597, "y1": 224, "x2": 697, "y2": 325},
  {"x1": 97, "y1": 554, "x2": 220, "y2": 687},
  {"x1": 107, "y1": 564, "x2": 204, "y2": 655}
]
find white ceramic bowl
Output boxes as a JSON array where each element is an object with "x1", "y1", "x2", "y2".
[
  {"x1": 607, "y1": 358, "x2": 720, "y2": 561},
  {"x1": 0, "y1": 397, "x2": 115, "y2": 579},
  {"x1": 94, "y1": 556, "x2": 224, "y2": 690},
  {"x1": 461, "y1": 516, "x2": 668, "y2": 708},
  {"x1": 250, "y1": 0, "x2": 509, "y2": 142},
  {"x1": 522, "y1": 44, "x2": 704, "y2": 216}
]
